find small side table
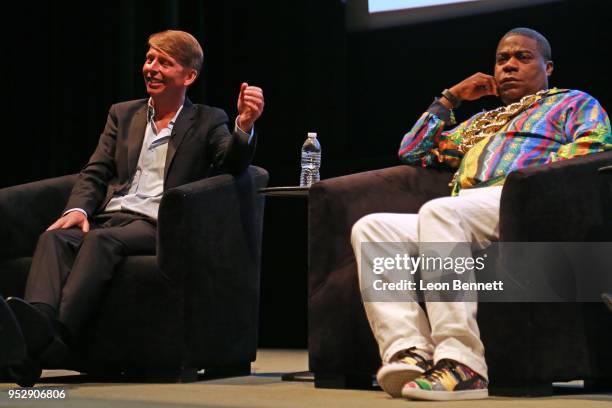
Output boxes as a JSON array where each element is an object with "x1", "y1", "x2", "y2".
[
  {"x1": 259, "y1": 186, "x2": 313, "y2": 382},
  {"x1": 259, "y1": 186, "x2": 310, "y2": 198}
]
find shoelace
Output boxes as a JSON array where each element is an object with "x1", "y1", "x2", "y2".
[
  {"x1": 424, "y1": 360, "x2": 463, "y2": 386},
  {"x1": 396, "y1": 348, "x2": 427, "y2": 366}
]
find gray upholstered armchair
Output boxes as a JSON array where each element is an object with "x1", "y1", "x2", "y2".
[
  {"x1": 0, "y1": 166, "x2": 268, "y2": 382},
  {"x1": 307, "y1": 151, "x2": 612, "y2": 396}
]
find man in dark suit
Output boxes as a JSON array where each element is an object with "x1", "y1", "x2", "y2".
[{"x1": 0, "y1": 29, "x2": 264, "y2": 384}]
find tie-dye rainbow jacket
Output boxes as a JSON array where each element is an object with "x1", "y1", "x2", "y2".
[{"x1": 398, "y1": 88, "x2": 612, "y2": 195}]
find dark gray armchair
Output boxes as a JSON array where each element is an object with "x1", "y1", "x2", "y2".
[
  {"x1": 307, "y1": 151, "x2": 612, "y2": 396},
  {"x1": 0, "y1": 165, "x2": 268, "y2": 382}
]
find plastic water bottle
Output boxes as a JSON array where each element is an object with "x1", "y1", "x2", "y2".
[{"x1": 299, "y1": 132, "x2": 321, "y2": 187}]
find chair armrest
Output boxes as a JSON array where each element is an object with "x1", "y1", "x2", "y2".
[
  {"x1": 156, "y1": 165, "x2": 268, "y2": 362},
  {"x1": 308, "y1": 165, "x2": 453, "y2": 294},
  {"x1": 0, "y1": 175, "x2": 77, "y2": 259},
  {"x1": 157, "y1": 165, "x2": 269, "y2": 283},
  {"x1": 500, "y1": 150, "x2": 612, "y2": 241}
]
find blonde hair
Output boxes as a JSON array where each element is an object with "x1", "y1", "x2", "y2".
[{"x1": 148, "y1": 30, "x2": 204, "y2": 75}]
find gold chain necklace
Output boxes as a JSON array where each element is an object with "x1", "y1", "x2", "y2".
[
  {"x1": 449, "y1": 88, "x2": 550, "y2": 188},
  {"x1": 457, "y1": 88, "x2": 550, "y2": 154}
]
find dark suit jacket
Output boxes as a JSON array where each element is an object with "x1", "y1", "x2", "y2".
[{"x1": 64, "y1": 98, "x2": 255, "y2": 216}]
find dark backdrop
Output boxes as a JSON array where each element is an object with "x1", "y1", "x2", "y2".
[{"x1": 2, "y1": 0, "x2": 609, "y2": 347}]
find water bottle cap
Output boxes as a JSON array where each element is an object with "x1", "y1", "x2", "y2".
[{"x1": 307, "y1": 132, "x2": 317, "y2": 138}]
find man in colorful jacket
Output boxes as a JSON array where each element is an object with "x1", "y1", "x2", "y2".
[{"x1": 351, "y1": 27, "x2": 611, "y2": 401}]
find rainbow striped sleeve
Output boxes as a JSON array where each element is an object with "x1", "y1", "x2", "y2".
[
  {"x1": 398, "y1": 108, "x2": 473, "y2": 169},
  {"x1": 548, "y1": 93, "x2": 612, "y2": 162}
]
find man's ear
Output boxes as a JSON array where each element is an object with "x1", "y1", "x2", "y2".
[
  {"x1": 184, "y1": 69, "x2": 198, "y2": 87},
  {"x1": 545, "y1": 60, "x2": 554, "y2": 77}
]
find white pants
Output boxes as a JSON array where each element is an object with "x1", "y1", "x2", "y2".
[{"x1": 351, "y1": 185, "x2": 503, "y2": 380}]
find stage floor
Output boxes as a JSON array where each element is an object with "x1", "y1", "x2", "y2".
[{"x1": 1, "y1": 349, "x2": 610, "y2": 408}]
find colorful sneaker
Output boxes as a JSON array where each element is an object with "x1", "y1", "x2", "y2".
[
  {"x1": 376, "y1": 348, "x2": 433, "y2": 398},
  {"x1": 401, "y1": 359, "x2": 488, "y2": 401}
]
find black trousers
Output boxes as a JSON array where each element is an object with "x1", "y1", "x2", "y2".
[{"x1": 24, "y1": 211, "x2": 157, "y2": 337}]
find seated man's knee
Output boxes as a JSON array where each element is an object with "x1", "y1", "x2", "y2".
[
  {"x1": 351, "y1": 213, "x2": 387, "y2": 246},
  {"x1": 39, "y1": 229, "x2": 60, "y2": 241},
  {"x1": 418, "y1": 196, "x2": 456, "y2": 221},
  {"x1": 38, "y1": 228, "x2": 79, "y2": 244}
]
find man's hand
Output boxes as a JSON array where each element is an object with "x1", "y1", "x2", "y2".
[
  {"x1": 237, "y1": 82, "x2": 264, "y2": 133},
  {"x1": 47, "y1": 211, "x2": 90, "y2": 233},
  {"x1": 441, "y1": 73, "x2": 499, "y2": 108}
]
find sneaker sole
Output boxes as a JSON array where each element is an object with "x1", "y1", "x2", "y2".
[
  {"x1": 402, "y1": 387, "x2": 489, "y2": 401},
  {"x1": 376, "y1": 364, "x2": 425, "y2": 398}
]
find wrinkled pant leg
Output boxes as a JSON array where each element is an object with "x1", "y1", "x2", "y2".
[
  {"x1": 418, "y1": 185, "x2": 503, "y2": 380},
  {"x1": 58, "y1": 218, "x2": 156, "y2": 336},
  {"x1": 352, "y1": 213, "x2": 434, "y2": 363},
  {"x1": 25, "y1": 228, "x2": 85, "y2": 312}
]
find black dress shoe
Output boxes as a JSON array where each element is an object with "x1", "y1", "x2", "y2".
[
  {"x1": 0, "y1": 297, "x2": 27, "y2": 367},
  {"x1": 1, "y1": 297, "x2": 37, "y2": 387},
  {"x1": 6, "y1": 298, "x2": 55, "y2": 355},
  {"x1": 5, "y1": 357, "x2": 42, "y2": 388},
  {"x1": 6, "y1": 297, "x2": 71, "y2": 387}
]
